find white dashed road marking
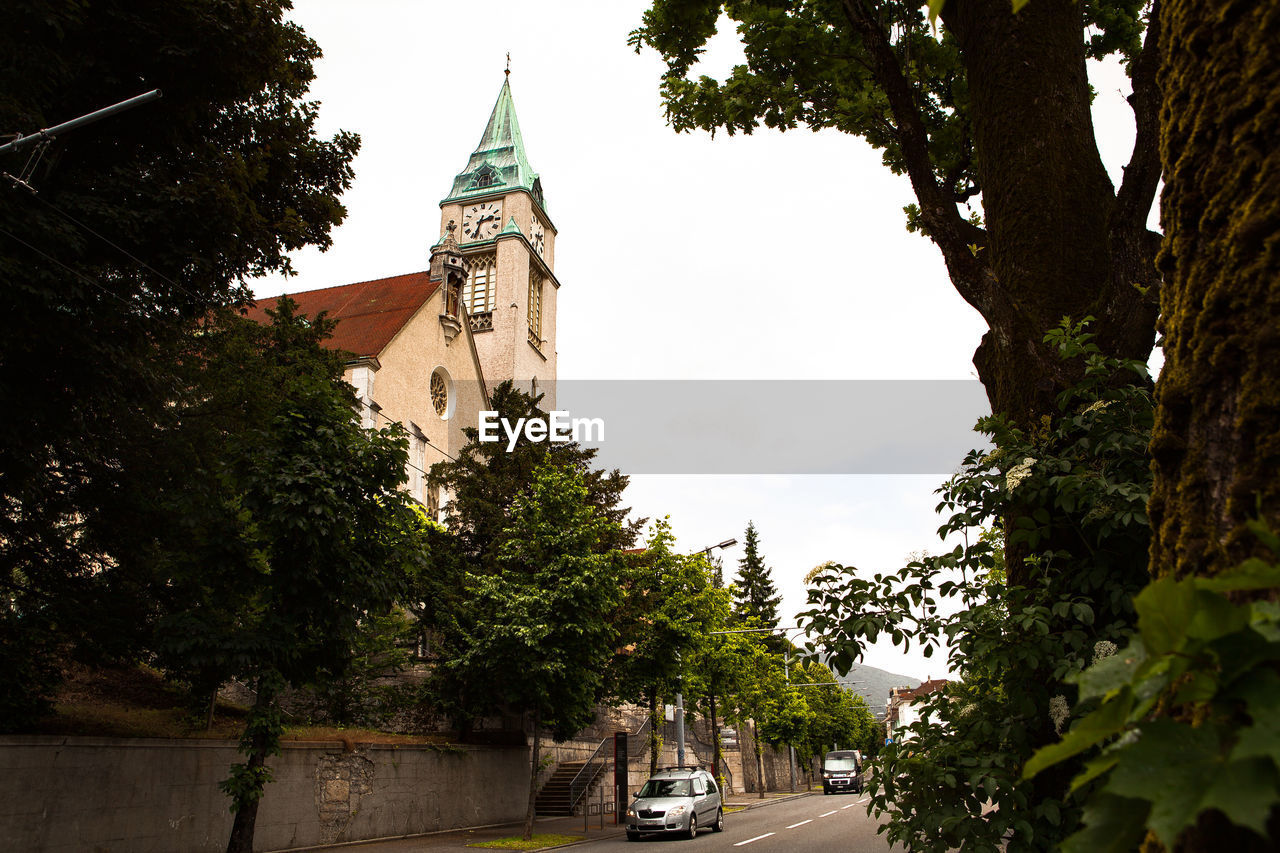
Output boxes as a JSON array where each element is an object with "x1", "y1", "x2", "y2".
[
  {"x1": 841, "y1": 803, "x2": 857, "y2": 809},
  {"x1": 735, "y1": 832, "x2": 776, "y2": 846},
  {"x1": 819, "y1": 810, "x2": 837, "y2": 817},
  {"x1": 786, "y1": 819, "x2": 813, "y2": 829},
  {"x1": 857, "y1": 797, "x2": 870, "y2": 804}
]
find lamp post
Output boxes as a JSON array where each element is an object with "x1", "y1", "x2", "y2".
[{"x1": 675, "y1": 538, "x2": 737, "y2": 770}]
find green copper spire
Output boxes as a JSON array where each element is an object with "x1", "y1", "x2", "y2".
[{"x1": 444, "y1": 78, "x2": 544, "y2": 209}]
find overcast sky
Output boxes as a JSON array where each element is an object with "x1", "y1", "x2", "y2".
[{"x1": 256, "y1": 1, "x2": 1150, "y2": 682}]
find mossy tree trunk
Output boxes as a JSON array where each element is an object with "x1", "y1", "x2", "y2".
[
  {"x1": 1150, "y1": 0, "x2": 1280, "y2": 582},
  {"x1": 1149, "y1": 2, "x2": 1280, "y2": 850}
]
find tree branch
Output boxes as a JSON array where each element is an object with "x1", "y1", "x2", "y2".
[
  {"x1": 1113, "y1": 0, "x2": 1162, "y2": 233},
  {"x1": 840, "y1": 0, "x2": 995, "y2": 316}
]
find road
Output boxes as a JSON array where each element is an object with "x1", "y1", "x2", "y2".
[
  {"x1": 292, "y1": 791, "x2": 901, "y2": 853},
  {"x1": 573, "y1": 793, "x2": 901, "y2": 853}
]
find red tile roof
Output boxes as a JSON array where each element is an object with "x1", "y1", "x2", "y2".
[
  {"x1": 895, "y1": 679, "x2": 949, "y2": 703},
  {"x1": 245, "y1": 271, "x2": 438, "y2": 359}
]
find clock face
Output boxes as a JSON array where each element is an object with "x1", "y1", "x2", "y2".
[
  {"x1": 530, "y1": 219, "x2": 546, "y2": 257},
  {"x1": 462, "y1": 201, "x2": 502, "y2": 241}
]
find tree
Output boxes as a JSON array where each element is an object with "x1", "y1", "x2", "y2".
[
  {"x1": 116, "y1": 301, "x2": 428, "y2": 853},
  {"x1": 609, "y1": 519, "x2": 722, "y2": 774},
  {"x1": 725, "y1": 635, "x2": 788, "y2": 797},
  {"x1": 1021, "y1": 5, "x2": 1280, "y2": 850},
  {"x1": 430, "y1": 381, "x2": 639, "y2": 571},
  {"x1": 802, "y1": 332, "x2": 1155, "y2": 849},
  {"x1": 423, "y1": 382, "x2": 640, "y2": 736},
  {"x1": 791, "y1": 661, "x2": 877, "y2": 768},
  {"x1": 0, "y1": 0, "x2": 358, "y2": 725},
  {"x1": 732, "y1": 521, "x2": 781, "y2": 630},
  {"x1": 445, "y1": 461, "x2": 625, "y2": 841},
  {"x1": 631, "y1": 0, "x2": 1160, "y2": 427},
  {"x1": 1147, "y1": 7, "x2": 1280, "y2": 844},
  {"x1": 684, "y1": 581, "x2": 739, "y2": 789}
]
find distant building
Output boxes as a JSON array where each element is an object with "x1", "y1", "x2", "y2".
[{"x1": 885, "y1": 678, "x2": 949, "y2": 743}]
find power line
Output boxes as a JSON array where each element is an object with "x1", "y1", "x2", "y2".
[
  {"x1": 0, "y1": 224, "x2": 135, "y2": 309},
  {"x1": 12, "y1": 182, "x2": 203, "y2": 307},
  {"x1": 369, "y1": 406, "x2": 458, "y2": 467}
]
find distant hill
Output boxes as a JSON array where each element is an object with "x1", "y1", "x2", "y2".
[{"x1": 827, "y1": 662, "x2": 920, "y2": 717}]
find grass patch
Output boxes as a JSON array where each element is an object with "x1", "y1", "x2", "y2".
[{"x1": 466, "y1": 834, "x2": 583, "y2": 850}]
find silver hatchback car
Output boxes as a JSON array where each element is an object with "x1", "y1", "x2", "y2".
[{"x1": 625, "y1": 767, "x2": 725, "y2": 840}]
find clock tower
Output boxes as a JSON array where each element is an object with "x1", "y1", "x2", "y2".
[{"x1": 439, "y1": 75, "x2": 558, "y2": 406}]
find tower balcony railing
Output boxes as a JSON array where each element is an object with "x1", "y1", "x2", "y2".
[{"x1": 469, "y1": 311, "x2": 493, "y2": 333}]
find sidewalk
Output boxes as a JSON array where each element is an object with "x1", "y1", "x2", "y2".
[{"x1": 284, "y1": 789, "x2": 816, "y2": 852}]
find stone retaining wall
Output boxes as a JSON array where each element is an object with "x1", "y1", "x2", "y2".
[{"x1": 0, "y1": 735, "x2": 528, "y2": 852}]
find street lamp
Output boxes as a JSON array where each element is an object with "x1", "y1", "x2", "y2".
[
  {"x1": 675, "y1": 538, "x2": 738, "y2": 770},
  {"x1": 694, "y1": 539, "x2": 737, "y2": 556}
]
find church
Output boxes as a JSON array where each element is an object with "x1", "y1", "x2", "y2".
[{"x1": 248, "y1": 75, "x2": 559, "y2": 517}]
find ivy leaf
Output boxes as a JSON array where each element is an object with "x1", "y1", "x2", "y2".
[
  {"x1": 1023, "y1": 687, "x2": 1133, "y2": 779},
  {"x1": 1060, "y1": 792, "x2": 1149, "y2": 853},
  {"x1": 1135, "y1": 576, "x2": 1195, "y2": 655}
]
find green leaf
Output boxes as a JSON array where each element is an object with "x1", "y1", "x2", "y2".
[
  {"x1": 1023, "y1": 688, "x2": 1133, "y2": 779},
  {"x1": 927, "y1": 0, "x2": 947, "y2": 25},
  {"x1": 1231, "y1": 670, "x2": 1280, "y2": 764},
  {"x1": 1070, "y1": 751, "x2": 1120, "y2": 793},
  {"x1": 1135, "y1": 576, "x2": 1196, "y2": 655},
  {"x1": 1075, "y1": 638, "x2": 1145, "y2": 700},
  {"x1": 1060, "y1": 793, "x2": 1150, "y2": 853},
  {"x1": 1187, "y1": 589, "x2": 1248, "y2": 640},
  {"x1": 1104, "y1": 719, "x2": 1221, "y2": 846},
  {"x1": 1252, "y1": 600, "x2": 1280, "y2": 642},
  {"x1": 1197, "y1": 557, "x2": 1280, "y2": 593},
  {"x1": 1196, "y1": 757, "x2": 1280, "y2": 838},
  {"x1": 1011, "y1": 0, "x2": 1033, "y2": 13}
]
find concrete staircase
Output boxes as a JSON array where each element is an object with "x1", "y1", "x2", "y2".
[{"x1": 535, "y1": 760, "x2": 605, "y2": 816}]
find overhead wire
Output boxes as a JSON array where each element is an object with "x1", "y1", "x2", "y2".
[
  {"x1": 13, "y1": 183, "x2": 205, "y2": 307},
  {"x1": 0, "y1": 223, "x2": 136, "y2": 309}
]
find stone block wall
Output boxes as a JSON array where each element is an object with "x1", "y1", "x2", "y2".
[{"x1": 0, "y1": 735, "x2": 528, "y2": 852}]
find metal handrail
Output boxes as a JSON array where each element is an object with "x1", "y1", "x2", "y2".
[
  {"x1": 567, "y1": 715, "x2": 652, "y2": 812},
  {"x1": 567, "y1": 738, "x2": 609, "y2": 810}
]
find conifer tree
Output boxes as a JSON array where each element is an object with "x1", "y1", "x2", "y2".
[{"x1": 732, "y1": 521, "x2": 781, "y2": 629}]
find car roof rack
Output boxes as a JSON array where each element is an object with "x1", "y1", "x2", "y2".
[{"x1": 653, "y1": 765, "x2": 706, "y2": 774}]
